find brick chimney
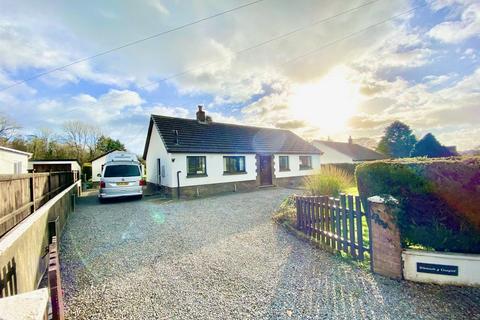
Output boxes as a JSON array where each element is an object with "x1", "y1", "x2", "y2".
[
  {"x1": 196, "y1": 105, "x2": 206, "y2": 123},
  {"x1": 348, "y1": 136, "x2": 353, "y2": 144}
]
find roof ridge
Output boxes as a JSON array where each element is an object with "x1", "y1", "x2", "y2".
[{"x1": 151, "y1": 114, "x2": 291, "y2": 132}]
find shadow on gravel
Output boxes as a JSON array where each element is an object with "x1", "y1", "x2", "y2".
[{"x1": 267, "y1": 226, "x2": 480, "y2": 319}]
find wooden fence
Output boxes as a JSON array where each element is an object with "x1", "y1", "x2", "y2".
[
  {"x1": 49, "y1": 236, "x2": 64, "y2": 320},
  {"x1": 0, "y1": 171, "x2": 77, "y2": 238},
  {"x1": 295, "y1": 194, "x2": 371, "y2": 261}
]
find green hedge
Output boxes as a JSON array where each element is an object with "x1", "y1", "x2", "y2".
[{"x1": 356, "y1": 157, "x2": 480, "y2": 253}]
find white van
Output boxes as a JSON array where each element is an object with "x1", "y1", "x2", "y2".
[{"x1": 98, "y1": 152, "x2": 145, "y2": 202}]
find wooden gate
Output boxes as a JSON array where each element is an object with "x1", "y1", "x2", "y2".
[{"x1": 295, "y1": 194, "x2": 371, "y2": 262}]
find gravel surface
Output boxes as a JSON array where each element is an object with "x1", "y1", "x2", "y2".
[{"x1": 61, "y1": 188, "x2": 480, "y2": 320}]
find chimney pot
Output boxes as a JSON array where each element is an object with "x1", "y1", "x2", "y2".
[
  {"x1": 348, "y1": 136, "x2": 353, "y2": 144},
  {"x1": 196, "y1": 105, "x2": 206, "y2": 123}
]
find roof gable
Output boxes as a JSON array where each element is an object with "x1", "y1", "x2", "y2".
[
  {"x1": 144, "y1": 115, "x2": 321, "y2": 157},
  {"x1": 90, "y1": 149, "x2": 121, "y2": 162},
  {"x1": 0, "y1": 146, "x2": 32, "y2": 157},
  {"x1": 313, "y1": 140, "x2": 386, "y2": 161}
]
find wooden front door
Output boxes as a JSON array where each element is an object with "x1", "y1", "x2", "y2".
[{"x1": 259, "y1": 155, "x2": 273, "y2": 186}]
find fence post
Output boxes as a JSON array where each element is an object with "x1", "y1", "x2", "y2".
[
  {"x1": 295, "y1": 196, "x2": 301, "y2": 229},
  {"x1": 355, "y1": 196, "x2": 365, "y2": 261},
  {"x1": 368, "y1": 196, "x2": 402, "y2": 279},
  {"x1": 29, "y1": 172, "x2": 35, "y2": 213},
  {"x1": 49, "y1": 237, "x2": 65, "y2": 320},
  {"x1": 48, "y1": 173, "x2": 52, "y2": 200}
]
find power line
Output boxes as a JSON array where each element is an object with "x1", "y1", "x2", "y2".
[
  {"x1": 14, "y1": 0, "x2": 388, "y2": 124},
  {"x1": 281, "y1": 3, "x2": 429, "y2": 66},
  {"x1": 8, "y1": 2, "x2": 427, "y2": 133},
  {"x1": 0, "y1": 0, "x2": 267, "y2": 92},
  {"x1": 136, "y1": 1, "x2": 424, "y2": 91},
  {"x1": 135, "y1": 0, "x2": 385, "y2": 90}
]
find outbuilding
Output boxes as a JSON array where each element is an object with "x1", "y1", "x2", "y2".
[
  {"x1": 311, "y1": 138, "x2": 386, "y2": 164},
  {"x1": 0, "y1": 146, "x2": 32, "y2": 174},
  {"x1": 143, "y1": 106, "x2": 323, "y2": 198},
  {"x1": 28, "y1": 159, "x2": 82, "y2": 180}
]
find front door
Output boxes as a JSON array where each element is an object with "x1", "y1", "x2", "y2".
[{"x1": 259, "y1": 155, "x2": 273, "y2": 186}]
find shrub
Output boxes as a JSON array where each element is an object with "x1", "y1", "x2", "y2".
[
  {"x1": 356, "y1": 156, "x2": 480, "y2": 253},
  {"x1": 272, "y1": 195, "x2": 296, "y2": 226},
  {"x1": 304, "y1": 165, "x2": 353, "y2": 197},
  {"x1": 321, "y1": 163, "x2": 357, "y2": 176}
]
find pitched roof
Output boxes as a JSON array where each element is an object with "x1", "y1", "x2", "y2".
[
  {"x1": 0, "y1": 146, "x2": 32, "y2": 157},
  {"x1": 143, "y1": 115, "x2": 322, "y2": 158},
  {"x1": 313, "y1": 140, "x2": 387, "y2": 161},
  {"x1": 90, "y1": 149, "x2": 121, "y2": 162}
]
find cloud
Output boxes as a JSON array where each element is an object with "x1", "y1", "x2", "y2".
[
  {"x1": 428, "y1": 2, "x2": 480, "y2": 43},
  {"x1": 0, "y1": 18, "x2": 131, "y2": 88},
  {"x1": 147, "y1": 0, "x2": 170, "y2": 15},
  {"x1": 275, "y1": 120, "x2": 306, "y2": 130},
  {"x1": 149, "y1": 105, "x2": 190, "y2": 118},
  {"x1": 1, "y1": 0, "x2": 478, "y2": 152}
]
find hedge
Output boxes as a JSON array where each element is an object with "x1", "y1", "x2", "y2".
[{"x1": 356, "y1": 156, "x2": 480, "y2": 253}]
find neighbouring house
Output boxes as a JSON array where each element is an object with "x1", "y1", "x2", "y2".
[
  {"x1": 0, "y1": 146, "x2": 32, "y2": 174},
  {"x1": 91, "y1": 150, "x2": 144, "y2": 182},
  {"x1": 28, "y1": 159, "x2": 81, "y2": 179},
  {"x1": 143, "y1": 106, "x2": 322, "y2": 198},
  {"x1": 91, "y1": 150, "x2": 119, "y2": 182},
  {"x1": 312, "y1": 137, "x2": 387, "y2": 164}
]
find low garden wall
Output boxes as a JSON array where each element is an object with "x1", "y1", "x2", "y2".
[{"x1": 0, "y1": 180, "x2": 80, "y2": 296}]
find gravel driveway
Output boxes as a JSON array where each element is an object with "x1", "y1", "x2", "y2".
[{"x1": 61, "y1": 188, "x2": 480, "y2": 319}]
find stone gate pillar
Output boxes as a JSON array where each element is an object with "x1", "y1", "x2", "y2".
[{"x1": 368, "y1": 196, "x2": 403, "y2": 279}]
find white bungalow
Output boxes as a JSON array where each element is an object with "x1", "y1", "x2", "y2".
[{"x1": 143, "y1": 106, "x2": 323, "y2": 198}]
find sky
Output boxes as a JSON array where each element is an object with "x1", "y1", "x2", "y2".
[{"x1": 0, "y1": 0, "x2": 479, "y2": 154}]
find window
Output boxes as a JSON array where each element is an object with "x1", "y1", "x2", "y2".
[
  {"x1": 223, "y1": 156, "x2": 246, "y2": 174},
  {"x1": 104, "y1": 165, "x2": 141, "y2": 177},
  {"x1": 279, "y1": 156, "x2": 289, "y2": 171},
  {"x1": 299, "y1": 156, "x2": 312, "y2": 170},
  {"x1": 187, "y1": 156, "x2": 206, "y2": 176},
  {"x1": 13, "y1": 162, "x2": 22, "y2": 174}
]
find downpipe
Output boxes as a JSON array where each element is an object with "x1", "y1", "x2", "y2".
[{"x1": 177, "y1": 170, "x2": 181, "y2": 199}]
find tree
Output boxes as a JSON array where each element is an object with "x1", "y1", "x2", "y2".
[
  {"x1": 0, "y1": 114, "x2": 20, "y2": 144},
  {"x1": 377, "y1": 121, "x2": 417, "y2": 158},
  {"x1": 63, "y1": 121, "x2": 102, "y2": 163},
  {"x1": 95, "y1": 136, "x2": 126, "y2": 155},
  {"x1": 410, "y1": 133, "x2": 456, "y2": 158}
]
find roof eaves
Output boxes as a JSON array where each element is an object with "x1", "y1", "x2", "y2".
[{"x1": 0, "y1": 146, "x2": 33, "y2": 157}]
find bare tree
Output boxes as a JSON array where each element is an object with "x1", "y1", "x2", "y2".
[
  {"x1": 63, "y1": 120, "x2": 103, "y2": 162},
  {"x1": 86, "y1": 126, "x2": 103, "y2": 158},
  {"x1": 0, "y1": 114, "x2": 20, "y2": 142}
]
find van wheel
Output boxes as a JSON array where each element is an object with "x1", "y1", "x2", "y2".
[
  {"x1": 136, "y1": 195, "x2": 143, "y2": 201},
  {"x1": 99, "y1": 198, "x2": 105, "y2": 204}
]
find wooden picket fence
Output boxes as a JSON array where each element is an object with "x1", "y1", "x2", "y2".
[
  {"x1": 0, "y1": 171, "x2": 77, "y2": 238},
  {"x1": 295, "y1": 194, "x2": 371, "y2": 261}
]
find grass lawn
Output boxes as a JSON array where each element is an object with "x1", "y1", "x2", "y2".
[{"x1": 344, "y1": 186, "x2": 359, "y2": 196}]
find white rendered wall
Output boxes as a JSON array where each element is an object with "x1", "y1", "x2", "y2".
[
  {"x1": 145, "y1": 128, "x2": 173, "y2": 187},
  {"x1": 169, "y1": 153, "x2": 257, "y2": 188},
  {"x1": 311, "y1": 142, "x2": 353, "y2": 164},
  {"x1": 92, "y1": 155, "x2": 108, "y2": 182},
  {"x1": 0, "y1": 150, "x2": 29, "y2": 174},
  {"x1": 403, "y1": 249, "x2": 480, "y2": 286},
  {"x1": 274, "y1": 154, "x2": 321, "y2": 178}
]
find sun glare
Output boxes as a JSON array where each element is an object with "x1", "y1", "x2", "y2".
[{"x1": 289, "y1": 67, "x2": 360, "y2": 133}]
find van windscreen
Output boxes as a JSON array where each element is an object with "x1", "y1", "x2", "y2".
[{"x1": 104, "y1": 165, "x2": 140, "y2": 177}]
